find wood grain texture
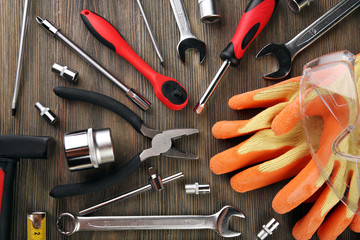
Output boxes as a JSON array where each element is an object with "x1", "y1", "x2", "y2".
[{"x1": 0, "y1": 0, "x2": 359, "y2": 239}]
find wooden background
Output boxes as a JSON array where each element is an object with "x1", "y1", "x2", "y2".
[{"x1": 0, "y1": 0, "x2": 359, "y2": 239}]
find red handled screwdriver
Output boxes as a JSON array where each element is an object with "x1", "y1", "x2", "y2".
[
  {"x1": 194, "y1": 0, "x2": 279, "y2": 114},
  {"x1": 80, "y1": 10, "x2": 188, "y2": 111}
]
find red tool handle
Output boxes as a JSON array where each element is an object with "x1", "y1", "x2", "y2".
[
  {"x1": 0, "y1": 159, "x2": 17, "y2": 240},
  {"x1": 220, "y1": 0, "x2": 278, "y2": 66},
  {"x1": 80, "y1": 10, "x2": 188, "y2": 111}
]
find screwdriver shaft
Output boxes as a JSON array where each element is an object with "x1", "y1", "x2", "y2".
[
  {"x1": 12, "y1": 0, "x2": 31, "y2": 116},
  {"x1": 136, "y1": 0, "x2": 164, "y2": 65},
  {"x1": 194, "y1": 60, "x2": 231, "y2": 114}
]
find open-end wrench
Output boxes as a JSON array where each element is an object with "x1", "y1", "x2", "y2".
[
  {"x1": 170, "y1": 0, "x2": 206, "y2": 63},
  {"x1": 80, "y1": 10, "x2": 189, "y2": 111},
  {"x1": 256, "y1": 0, "x2": 360, "y2": 80},
  {"x1": 57, "y1": 205, "x2": 245, "y2": 237}
]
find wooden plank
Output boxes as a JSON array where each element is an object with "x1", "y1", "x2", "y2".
[{"x1": 0, "y1": 0, "x2": 358, "y2": 239}]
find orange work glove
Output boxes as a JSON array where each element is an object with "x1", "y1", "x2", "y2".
[{"x1": 211, "y1": 54, "x2": 360, "y2": 239}]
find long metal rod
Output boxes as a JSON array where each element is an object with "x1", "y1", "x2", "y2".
[
  {"x1": 79, "y1": 172, "x2": 184, "y2": 216},
  {"x1": 136, "y1": 0, "x2": 164, "y2": 66},
  {"x1": 36, "y1": 16, "x2": 151, "y2": 111},
  {"x1": 194, "y1": 60, "x2": 231, "y2": 114},
  {"x1": 12, "y1": 0, "x2": 31, "y2": 116}
]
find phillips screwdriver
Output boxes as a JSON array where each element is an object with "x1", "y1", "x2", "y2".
[
  {"x1": 36, "y1": 16, "x2": 150, "y2": 111},
  {"x1": 194, "y1": 0, "x2": 279, "y2": 114},
  {"x1": 80, "y1": 10, "x2": 188, "y2": 111}
]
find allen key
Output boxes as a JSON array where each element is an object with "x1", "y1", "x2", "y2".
[{"x1": 79, "y1": 168, "x2": 184, "y2": 216}]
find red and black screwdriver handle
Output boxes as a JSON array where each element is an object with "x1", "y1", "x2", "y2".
[
  {"x1": 220, "y1": 0, "x2": 279, "y2": 66},
  {"x1": 50, "y1": 87, "x2": 147, "y2": 198},
  {"x1": 80, "y1": 9, "x2": 188, "y2": 111},
  {"x1": 0, "y1": 136, "x2": 51, "y2": 240}
]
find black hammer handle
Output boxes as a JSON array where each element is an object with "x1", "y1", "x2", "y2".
[{"x1": 0, "y1": 135, "x2": 51, "y2": 240}]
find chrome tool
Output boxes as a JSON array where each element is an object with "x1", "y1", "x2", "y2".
[
  {"x1": 256, "y1": 0, "x2": 360, "y2": 80},
  {"x1": 79, "y1": 167, "x2": 184, "y2": 215},
  {"x1": 12, "y1": 0, "x2": 31, "y2": 116},
  {"x1": 170, "y1": 0, "x2": 206, "y2": 63},
  {"x1": 136, "y1": 0, "x2": 164, "y2": 65},
  {"x1": 57, "y1": 206, "x2": 245, "y2": 237}
]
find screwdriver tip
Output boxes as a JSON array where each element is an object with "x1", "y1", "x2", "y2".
[
  {"x1": 193, "y1": 102, "x2": 204, "y2": 115},
  {"x1": 35, "y1": 16, "x2": 43, "y2": 24},
  {"x1": 160, "y1": 61, "x2": 165, "y2": 67},
  {"x1": 12, "y1": 108, "x2": 16, "y2": 116}
]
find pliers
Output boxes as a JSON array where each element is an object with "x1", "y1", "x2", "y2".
[{"x1": 50, "y1": 87, "x2": 198, "y2": 198}]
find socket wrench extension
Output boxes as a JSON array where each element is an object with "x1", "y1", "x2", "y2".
[
  {"x1": 79, "y1": 168, "x2": 184, "y2": 215},
  {"x1": 36, "y1": 16, "x2": 150, "y2": 111},
  {"x1": 57, "y1": 206, "x2": 245, "y2": 237}
]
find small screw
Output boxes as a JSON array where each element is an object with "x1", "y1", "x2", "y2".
[{"x1": 35, "y1": 102, "x2": 58, "y2": 125}]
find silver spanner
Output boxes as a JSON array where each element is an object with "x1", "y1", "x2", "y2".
[
  {"x1": 256, "y1": 0, "x2": 360, "y2": 80},
  {"x1": 169, "y1": 0, "x2": 206, "y2": 63},
  {"x1": 57, "y1": 206, "x2": 245, "y2": 237}
]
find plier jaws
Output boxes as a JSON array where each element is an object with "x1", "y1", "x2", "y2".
[{"x1": 140, "y1": 129, "x2": 199, "y2": 161}]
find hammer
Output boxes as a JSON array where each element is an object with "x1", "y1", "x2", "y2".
[{"x1": 0, "y1": 135, "x2": 52, "y2": 240}]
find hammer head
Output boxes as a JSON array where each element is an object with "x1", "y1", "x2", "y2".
[
  {"x1": 214, "y1": 205, "x2": 245, "y2": 238},
  {"x1": 256, "y1": 43, "x2": 293, "y2": 80},
  {"x1": 177, "y1": 38, "x2": 206, "y2": 63}
]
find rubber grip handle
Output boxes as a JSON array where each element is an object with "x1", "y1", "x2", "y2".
[
  {"x1": 54, "y1": 87, "x2": 144, "y2": 133},
  {"x1": 0, "y1": 135, "x2": 52, "y2": 159},
  {"x1": 0, "y1": 158, "x2": 17, "y2": 240},
  {"x1": 80, "y1": 9, "x2": 188, "y2": 111},
  {"x1": 50, "y1": 153, "x2": 142, "y2": 198},
  {"x1": 220, "y1": 0, "x2": 278, "y2": 66}
]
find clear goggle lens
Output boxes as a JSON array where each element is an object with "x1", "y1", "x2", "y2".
[{"x1": 300, "y1": 51, "x2": 360, "y2": 215}]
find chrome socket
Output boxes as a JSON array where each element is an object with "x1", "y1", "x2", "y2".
[
  {"x1": 288, "y1": 0, "x2": 313, "y2": 13},
  {"x1": 198, "y1": 0, "x2": 221, "y2": 23},
  {"x1": 185, "y1": 182, "x2": 210, "y2": 195},
  {"x1": 257, "y1": 218, "x2": 280, "y2": 240},
  {"x1": 52, "y1": 63, "x2": 79, "y2": 83},
  {"x1": 35, "y1": 102, "x2": 58, "y2": 125},
  {"x1": 64, "y1": 128, "x2": 115, "y2": 171}
]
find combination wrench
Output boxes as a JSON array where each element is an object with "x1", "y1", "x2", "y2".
[{"x1": 57, "y1": 206, "x2": 245, "y2": 238}]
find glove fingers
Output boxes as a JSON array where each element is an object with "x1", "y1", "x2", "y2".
[
  {"x1": 212, "y1": 103, "x2": 287, "y2": 139},
  {"x1": 317, "y1": 203, "x2": 355, "y2": 240},
  {"x1": 304, "y1": 185, "x2": 326, "y2": 203},
  {"x1": 230, "y1": 146, "x2": 311, "y2": 193},
  {"x1": 292, "y1": 159, "x2": 347, "y2": 240},
  {"x1": 210, "y1": 129, "x2": 294, "y2": 174},
  {"x1": 350, "y1": 214, "x2": 360, "y2": 232},
  {"x1": 272, "y1": 96, "x2": 301, "y2": 135},
  {"x1": 228, "y1": 78, "x2": 300, "y2": 110},
  {"x1": 292, "y1": 183, "x2": 341, "y2": 240}
]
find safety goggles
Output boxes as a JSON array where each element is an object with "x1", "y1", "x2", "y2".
[{"x1": 300, "y1": 51, "x2": 360, "y2": 215}]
